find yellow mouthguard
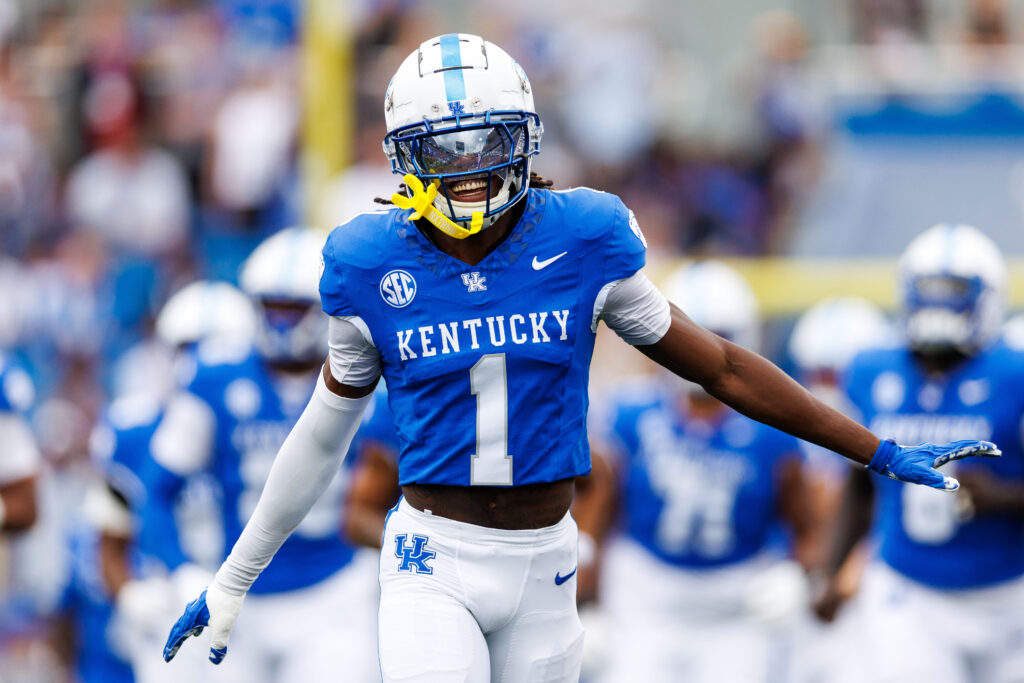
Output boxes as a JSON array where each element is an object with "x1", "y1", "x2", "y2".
[{"x1": 391, "y1": 174, "x2": 484, "y2": 239}]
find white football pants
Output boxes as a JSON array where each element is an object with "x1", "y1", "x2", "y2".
[
  {"x1": 378, "y1": 498, "x2": 584, "y2": 683},
  {"x1": 857, "y1": 561, "x2": 1024, "y2": 683},
  {"x1": 596, "y1": 537, "x2": 794, "y2": 683}
]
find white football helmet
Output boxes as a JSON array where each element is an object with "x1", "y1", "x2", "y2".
[
  {"x1": 898, "y1": 224, "x2": 1006, "y2": 355},
  {"x1": 661, "y1": 260, "x2": 761, "y2": 351},
  {"x1": 383, "y1": 33, "x2": 543, "y2": 230},
  {"x1": 789, "y1": 297, "x2": 895, "y2": 375},
  {"x1": 155, "y1": 281, "x2": 257, "y2": 348},
  {"x1": 239, "y1": 227, "x2": 327, "y2": 366}
]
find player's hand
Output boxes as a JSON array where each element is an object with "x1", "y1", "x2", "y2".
[
  {"x1": 867, "y1": 439, "x2": 1000, "y2": 491},
  {"x1": 743, "y1": 560, "x2": 809, "y2": 629},
  {"x1": 163, "y1": 583, "x2": 244, "y2": 665},
  {"x1": 811, "y1": 575, "x2": 847, "y2": 623},
  {"x1": 116, "y1": 577, "x2": 174, "y2": 635}
]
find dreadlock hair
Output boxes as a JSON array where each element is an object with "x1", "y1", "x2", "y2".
[{"x1": 373, "y1": 171, "x2": 556, "y2": 206}]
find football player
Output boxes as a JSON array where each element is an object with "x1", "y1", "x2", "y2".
[
  {"x1": 817, "y1": 224, "x2": 1024, "y2": 682},
  {"x1": 87, "y1": 279, "x2": 256, "y2": 683},
  {"x1": 166, "y1": 35, "x2": 998, "y2": 682},
  {"x1": 787, "y1": 296, "x2": 895, "y2": 683},
  {"x1": 152, "y1": 227, "x2": 379, "y2": 682},
  {"x1": 590, "y1": 261, "x2": 816, "y2": 683}
]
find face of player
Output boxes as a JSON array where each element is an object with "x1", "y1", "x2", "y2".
[{"x1": 415, "y1": 125, "x2": 526, "y2": 203}]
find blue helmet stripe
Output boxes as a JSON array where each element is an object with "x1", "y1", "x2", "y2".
[{"x1": 439, "y1": 34, "x2": 466, "y2": 102}]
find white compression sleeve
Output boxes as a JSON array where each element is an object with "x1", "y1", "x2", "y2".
[
  {"x1": 328, "y1": 316, "x2": 381, "y2": 387},
  {"x1": 592, "y1": 270, "x2": 672, "y2": 345},
  {"x1": 212, "y1": 373, "x2": 372, "y2": 595}
]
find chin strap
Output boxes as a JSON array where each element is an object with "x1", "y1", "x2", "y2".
[{"x1": 391, "y1": 174, "x2": 483, "y2": 239}]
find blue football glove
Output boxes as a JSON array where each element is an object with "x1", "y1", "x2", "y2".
[
  {"x1": 867, "y1": 438, "x2": 1001, "y2": 491},
  {"x1": 163, "y1": 585, "x2": 244, "y2": 665}
]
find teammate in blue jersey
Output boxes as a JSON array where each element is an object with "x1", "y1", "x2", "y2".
[
  {"x1": 154, "y1": 227, "x2": 380, "y2": 683},
  {"x1": 57, "y1": 524, "x2": 135, "y2": 683},
  {"x1": 86, "y1": 280, "x2": 256, "y2": 683},
  {"x1": 165, "y1": 35, "x2": 999, "y2": 682},
  {"x1": 787, "y1": 296, "x2": 897, "y2": 683},
  {"x1": 588, "y1": 262, "x2": 817, "y2": 682},
  {"x1": 818, "y1": 224, "x2": 1024, "y2": 683}
]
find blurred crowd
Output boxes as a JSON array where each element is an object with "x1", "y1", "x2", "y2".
[{"x1": 0, "y1": 0, "x2": 1023, "y2": 681}]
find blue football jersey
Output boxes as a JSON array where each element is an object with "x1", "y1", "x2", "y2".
[
  {"x1": 320, "y1": 188, "x2": 646, "y2": 486},
  {"x1": 185, "y1": 345, "x2": 356, "y2": 594},
  {"x1": 59, "y1": 525, "x2": 135, "y2": 683},
  {"x1": 92, "y1": 396, "x2": 162, "y2": 518},
  {"x1": 606, "y1": 381, "x2": 801, "y2": 569},
  {"x1": 846, "y1": 342, "x2": 1024, "y2": 588}
]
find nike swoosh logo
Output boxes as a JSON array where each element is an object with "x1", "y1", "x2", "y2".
[
  {"x1": 554, "y1": 567, "x2": 577, "y2": 586},
  {"x1": 532, "y1": 252, "x2": 568, "y2": 270}
]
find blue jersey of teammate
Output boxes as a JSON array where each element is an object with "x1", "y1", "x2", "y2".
[
  {"x1": 91, "y1": 395, "x2": 194, "y2": 573},
  {"x1": 59, "y1": 525, "x2": 134, "y2": 683},
  {"x1": 320, "y1": 188, "x2": 646, "y2": 486},
  {"x1": 604, "y1": 381, "x2": 802, "y2": 568},
  {"x1": 92, "y1": 396, "x2": 161, "y2": 515},
  {"x1": 180, "y1": 343, "x2": 356, "y2": 593},
  {"x1": 846, "y1": 341, "x2": 1024, "y2": 588}
]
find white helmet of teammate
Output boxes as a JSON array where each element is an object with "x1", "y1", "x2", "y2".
[
  {"x1": 661, "y1": 260, "x2": 761, "y2": 351},
  {"x1": 898, "y1": 224, "x2": 1006, "y2": 355},
  {"x1": 239, "y1": 227, "x2": 328, "y2": 366},
  {"x1": 156, "y1": 280, "x2": 257, "y2": 348},
  {"x1": 789, "y1": 297, "x2": 895, "y2": 376},
  {"x1": 383, "y1": 33, "x2": 543, "y2": 230}
]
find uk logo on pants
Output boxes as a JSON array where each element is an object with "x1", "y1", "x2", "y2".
[{"x1": 395, "y1": 534, "x2": 436, "y2": 574}]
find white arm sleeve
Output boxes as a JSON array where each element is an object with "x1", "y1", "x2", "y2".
[
  {"x1": 328, "y1": 316, "x2": 381, "y2": 386},
  {"x1": 151, "y1": 391, "x2": 216, "y2": 476},
  {"x1": 592, "y1": 270, "x2": 672, "y2": 345},
  {"x1": 212, "y1": 373, "x2": 372, "y2": 595}
]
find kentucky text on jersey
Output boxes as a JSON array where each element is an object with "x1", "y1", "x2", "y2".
[
  {"x1": 394, "y1": 310, "x2": 571, "y2": 361},
  {"x1": 321, "y1": 187, "x2": 646, "y2": 487},
  {"x1": 869, "y1": 414, "x2": 992, "y2": 445}
]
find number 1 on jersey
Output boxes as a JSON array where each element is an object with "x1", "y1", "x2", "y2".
[{"x1": 470, "y1": 353, "x2": 513, "y2": 485}]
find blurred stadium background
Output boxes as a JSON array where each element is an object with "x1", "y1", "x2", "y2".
[{"x1": 1, "y1": 0, "x2": 1024, "y2": 679}]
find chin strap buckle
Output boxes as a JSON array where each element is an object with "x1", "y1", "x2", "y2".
[{"x1": 392, "y1": 174, "x2": 483, "y2": 239}]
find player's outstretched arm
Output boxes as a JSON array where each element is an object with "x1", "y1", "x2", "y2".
[
  {"x1": 164, "y1": 362, "x2": 375, "y2": 665},
  {"x1": 637, "y1": 304, "x2": 1000, "y2": 490}
]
